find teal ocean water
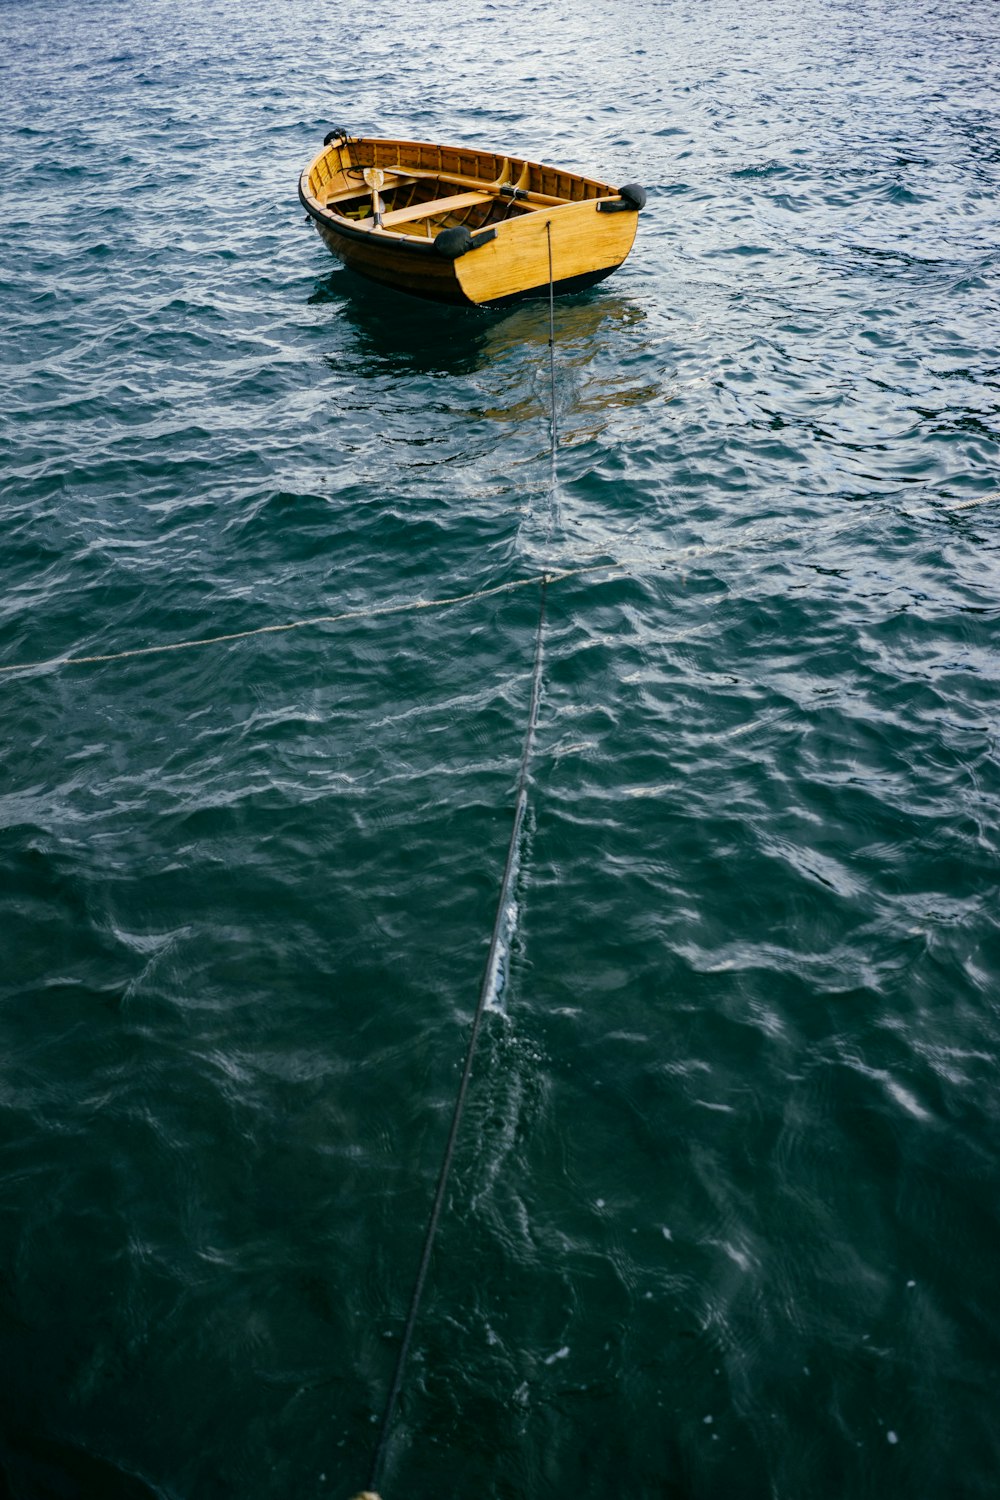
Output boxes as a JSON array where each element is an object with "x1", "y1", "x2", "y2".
[{"x1": 2, "y1": 1, "x2": 999, "y2": 1495}]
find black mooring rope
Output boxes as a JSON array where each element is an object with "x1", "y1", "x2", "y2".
[{"x1": 364, "y1": 226, "x2": 560, "y2": 1500}]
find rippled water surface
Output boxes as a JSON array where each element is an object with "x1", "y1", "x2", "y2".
[{"x1": 2, "y1": 0, "x2": 999, "y2": 1495}]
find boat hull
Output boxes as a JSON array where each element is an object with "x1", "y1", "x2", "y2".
[{"x1": 298, "y1": 134, "x2": 643, "y2": 307}]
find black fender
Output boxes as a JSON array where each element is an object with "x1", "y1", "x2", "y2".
[
  {"x1": 597, "y1": 182, "x2": 647, "y2": 213},
  {"x1": 434, "y1": 225, "x2": 498, "y2": 259}
]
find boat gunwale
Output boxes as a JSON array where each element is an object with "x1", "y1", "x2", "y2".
[{"x1": 311, "y1": 132, "x2": 619, "y2": 195}]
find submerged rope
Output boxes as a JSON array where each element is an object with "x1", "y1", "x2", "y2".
[
  {"x1": 365, "y1": 231, "x2": 563, "y2": 1498},
  {"x1": 366, "y1": 574, "x2": 549, "y2": 1494},
  {"x1": 0, "y1": 564, "x2": 621, "y2": 681},
  {"x1": 944, "y1": 491, "x2": 999, "y2": 511},
  {"x1": 2, "y1": 493, "x2": 995, "y2": 684}
]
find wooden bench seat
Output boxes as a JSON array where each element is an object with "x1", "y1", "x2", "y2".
[{"x1": 380, "y1": 191, "x2": 492, "y2": 227}]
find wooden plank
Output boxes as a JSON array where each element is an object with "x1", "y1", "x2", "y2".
[
  {"x1": 379, "y1": 191, "x2": 491, "y2": 227},
  {"x1": 313, "y1": 218, "x2": 469, "y2": 303}
]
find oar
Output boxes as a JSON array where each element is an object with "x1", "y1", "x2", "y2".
[{"x1": 362, "y1": 166, "x2": 385, "y2": 227}]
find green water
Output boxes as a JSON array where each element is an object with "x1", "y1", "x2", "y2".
[{"x1": 2, "y1": 0, "x2": 999, "y2": 1496}]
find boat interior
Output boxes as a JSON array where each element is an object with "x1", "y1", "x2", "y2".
[{"x1": 324, "y1": 163, "x2": 569, "y2": 238}]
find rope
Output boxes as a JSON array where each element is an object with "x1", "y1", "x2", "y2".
[
  {"x1": 0, "y1": 564, "x2": 624, "y2": 681},
  {"x1": 944, "y1": 492, "x2": 999, "y2": 511},
  {"x1": 2, "y1": 494, "x2": 995, "y2": 685},
  {"x1": 546, "y1": 221, "x2": 558, "y2": 494},
  {"x1": 366, "y1": 575, "x2": 549, "y2": 1494},
  {"x1": 365, "y1": 227, "x2": 563, "y2": 1497}
]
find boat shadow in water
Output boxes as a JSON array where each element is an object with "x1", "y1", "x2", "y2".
[
  {"x1": 0, "y1": 1429, "x2": 162, "y2": 1500},
  {"x1": 309, "y1": 266, "x2": 648, "y2": 381}
]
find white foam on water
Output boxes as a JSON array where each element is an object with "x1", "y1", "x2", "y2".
[
  {"x1": 484, "y1": 888, "x2": 521, "y2": 1016},
  {"x1": 484, "y1": 790, "x2": 532, "y2": 1016}
]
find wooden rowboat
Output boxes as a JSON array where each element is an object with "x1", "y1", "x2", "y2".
[{"x1": 298, "y1": 129, "x2": 646, "y2": 307}]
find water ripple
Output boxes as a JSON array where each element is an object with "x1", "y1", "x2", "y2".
[{"x1": 2, "y1": 0, "x2": 1000, "y2": 1496}]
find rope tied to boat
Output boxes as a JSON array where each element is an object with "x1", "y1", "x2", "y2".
[
  {"x1": 365, "y1": 571, "x2": 550, "y2": 1494},
  {"x1": 363, "y1": 234, "x2": 562, "y2": 1499},
  {"x1": 546, "y1": 220, "x2": 559, "y2": 496}
]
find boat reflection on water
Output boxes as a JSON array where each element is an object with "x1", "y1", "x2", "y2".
[
  {"x1": 309, "y1": 268, "x2": 499, "y2": 378},
  {"x1": 311, "y1": 269, "x2": 659, "y2": 426},
  {"x1": 475, "y1": 292, "x2": 661, "y2": 444},
  {"x1": 307, "y1": 269, "x2": 666, "y2": 579}
]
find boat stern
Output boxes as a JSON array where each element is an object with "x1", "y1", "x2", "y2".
[{"x1": 452, "y1": 194, "x2": 642, "y2": 307}]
